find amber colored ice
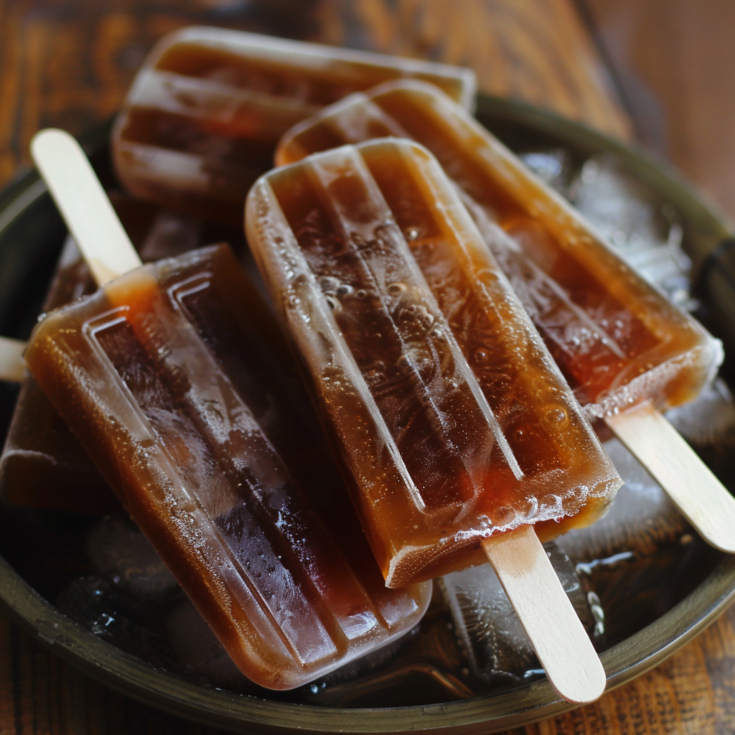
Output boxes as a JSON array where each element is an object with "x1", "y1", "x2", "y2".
[
  {"x1": 246, "y1": 140, "x2": 621, "y2": 588},
  {"x1": 24, "y1": 244, "x2": 431, "y2": 688},
  {"x1": 276, "y1": 81, "x2": 723, "y2": 419},
  {"x1": 112, "y1": 27, "x2": 476, "y2": 223}
]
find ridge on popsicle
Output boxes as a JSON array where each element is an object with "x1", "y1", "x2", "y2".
[
  {"x1": 274, "y1": 78, "x2": 735, "y2": 555},
  {"x1": 25, "y1": 128, "x2": 431, "y2": 690}
]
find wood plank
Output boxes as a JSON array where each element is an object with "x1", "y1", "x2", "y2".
[
  {"x1": 0, "y1": 0, "x2": 631, "y2": 195},
  {"x1": 310, "y1": 0, "x2": 630, "y2": 138},
  {"x1": 580, "y1": 0, "x2": 735, "y2": 218}
]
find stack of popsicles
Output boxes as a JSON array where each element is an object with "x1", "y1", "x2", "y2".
[
  {"x1": 270, "y1": 79, "x2": 733, "y2": 550},
  {"x1": 2, "y1": 26, "x2": 732, "y2": 705}
]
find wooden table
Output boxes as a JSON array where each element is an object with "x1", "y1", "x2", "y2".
[{"x1": 2, "y1": 1, "x2": 735, "y2": 732}]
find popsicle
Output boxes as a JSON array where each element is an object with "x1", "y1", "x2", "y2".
[
  {"x1": 247, "y1": 138, "x2": 620, "y2": 701},
  {"x1": 0, "y1": 198, "x2": 222, "y2": 514},
  {"x1": 26, "y1": 129, "x2": 431, "y2": 689},
  {"x1": 112, "y1": 26, "x2": 476, "y2": 223},
  {"x1": 275, "y1": 80, "x2": 735, "y2": 552}
]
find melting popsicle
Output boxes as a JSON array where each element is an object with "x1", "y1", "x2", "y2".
[
  {"x1": 112, "y1": 26, "x2": 476, "y2": 223},
  {"x1": 247, "y1": 138, "x2": 620, "y2": 702},
  {"x1": 26, "y1": 129, "x2": 431, "y2": 689},
  {"x1": 275, "y1": 80, "x2": 735, "y2": 553}
]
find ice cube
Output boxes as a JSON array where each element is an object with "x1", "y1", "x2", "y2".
[
  {"x1": 569, "y1": 154, "x2": 696, "y2": 311},
  {"x1": 557, "y1": 438, "x2": 685, "y2": 562},
  {"x1": 86, "y1": 515, "x2": 178, "y2": 601},
  {"x1": 519, "y1": 148, "x2": 574, "y2": 194}
]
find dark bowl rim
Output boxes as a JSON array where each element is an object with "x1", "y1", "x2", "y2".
[{"x1": 1, "y1": 93, "x2": 734, "y2": 734}]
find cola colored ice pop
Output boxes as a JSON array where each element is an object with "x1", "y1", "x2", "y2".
[
  {"x1": 276, "y1": 80, "x2": 735, "y2": 552},
  {"x1": 247, "y1": 139, "x2": 619, "y2": 702},
  {"x1": 247, "y1": 137, "x2": 620, "y2": 582},
  {"x1": 112, "y1": 26, "x2": 476, "y2": 223},
  {"x1": 26, "y1": 129, "x2": 431, "y2": 689}
]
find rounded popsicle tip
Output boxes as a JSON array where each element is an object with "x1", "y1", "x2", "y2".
[
  {"x1": 31, "y1": 129, "x2": 91, "y2": 180},
  {"x1": 695, "y1": 510, "x2": 735, "y2": 554},
  {"x1": 31, "y1": 127, "x2": 74, "y2": 152},
  {"x1": 545, "y1": 650, "x2": 607, "y2": 705}
]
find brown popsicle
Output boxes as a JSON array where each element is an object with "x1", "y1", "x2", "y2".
[
  {"x1": 0, "y1": 197, "x2": 219, "y2": 514},
  {"x1": 247, "y1": 138, "x2": 619, "y2": 702},
  {"x1": 112, "y1": 26, "x2": 476, "y2": 223}
]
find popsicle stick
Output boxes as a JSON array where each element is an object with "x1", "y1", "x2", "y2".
[
  {"x1": 482, "y1": 527, "x2": 606, "y2": 704},
  {"x1": 0, "y1": 336, "x2": 26, "y2": 383},
  {"x1": 30, "y1": 129, "x2": 142, "y2": 284},
  {"x1": 607, "y1": 402, "x2": 735, "y2": 553}
]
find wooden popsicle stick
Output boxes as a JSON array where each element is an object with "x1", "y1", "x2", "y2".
[
  {"x1": 0, "y1": 336, "x2": 27, "y2": 383},
  {"x1": 482, "y1": 527, "x2": 606, "y2": 704},
  {"x1": 606, "y1": 401, "x2": 735, "y2": 553},
  {"x1": 30, "y1": 129, "x2": 142, "y2": 284}
]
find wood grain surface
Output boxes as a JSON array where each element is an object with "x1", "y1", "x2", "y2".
[
  {"x1": 0, "y1": 0, "x2": 631, "y2": 192},
  {"x1": 0, "y1": 1, "x2": 733, "y2": 733},
  {"x1": 582, "y1": 0, "x2": 735, "y2": 221}
]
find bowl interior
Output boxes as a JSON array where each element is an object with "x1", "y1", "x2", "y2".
[{"x1": 0, "y1": 97, "x2": 734, "y2": 734}]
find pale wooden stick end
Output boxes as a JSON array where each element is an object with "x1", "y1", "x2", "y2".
[
  {"x1": 0, "y1": 336, "x2": 27, "y2": 383},
  {"x1": 483, "y1": 526, "x2": 606, "y2": 704},
  {"x1": 607, "y1": 402, "x2": 735, "y2": 554},
  {"x1": 31, "y1": 129, "x2": 142, "y2": 287}
]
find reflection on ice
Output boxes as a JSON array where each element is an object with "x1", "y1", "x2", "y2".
[
  {"x1": 520, "y1": 149, "x2": 574, "y2": 194},
  {"x1": 667, "y1": 378, "x2": 735, "y2": 449}
]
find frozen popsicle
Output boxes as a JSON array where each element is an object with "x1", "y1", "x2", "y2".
[
  {"x1": 0, "y1": 198, "x2": 221, "y2": 514},
  {"x1": 26, "y1": 129, "x2": 431, "y2": 689},
  {"x1": 275, "y1": 80, "x2": 735, "y2": 553},
  {"x1": 112, "y1": 26, "x2": 476, "y2": 223},
  {"x1": 247, "y1": 139, "x2": 619, "y2": 701}
]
